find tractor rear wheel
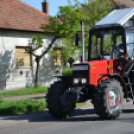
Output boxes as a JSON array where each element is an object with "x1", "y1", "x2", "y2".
[
  {"x1": 47, "y1": 80, "x2": 76, "y2": 118},
  {"x1": 93, "y1": 79, "x2": 123, "y2": 119}
]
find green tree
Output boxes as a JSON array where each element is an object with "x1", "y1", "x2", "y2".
[
  {"x1": 28, "y1": 35, "x2": 56, "y2": 87},
  {"x1": 82, "y1": 0, "x2": 115, "y2": 26},
  {"x1": 49, "y1": 0, "x2": 115, "y2": 66},
  {"x1": 29, "y1": 0, "x2": 115, "y2": 86},
  {"x1": 50, "y1": 38, "x2": 82, "y2": 68},
  {"x1": 40, "y1": 0, "x2": 86, "y2": 69}
]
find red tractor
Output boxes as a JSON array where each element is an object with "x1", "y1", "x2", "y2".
[{"x1": 47, "y1": 24, "x2": 134, "y2": 119}]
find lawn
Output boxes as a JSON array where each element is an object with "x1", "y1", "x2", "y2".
[
  {"x1": 0, "y1": 86, "x2": 49, "y2": 98},
  {"x1": 0, "y1": 98, "x2": 85, "y2": 115},
  {"x1": 0, "y1": 86, "x2": 86, "y2": 115},
  {"x1": 76, "y1": 103, "x2": 85, "y2": 108},
  {"x1": 0, "y1": 98, "x2": 47, "y2": 115}
]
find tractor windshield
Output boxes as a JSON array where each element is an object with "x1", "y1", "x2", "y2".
[{"x1": 89, "y1": 27, "x2": 125, "y2": 60}]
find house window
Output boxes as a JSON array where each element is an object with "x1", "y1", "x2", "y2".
[
  {"x1": 53, "y1": 48, "x2": 63, "y2": 66},
  {"x1": 16, "y1": 47, "x2": 32, "y2": 67}
]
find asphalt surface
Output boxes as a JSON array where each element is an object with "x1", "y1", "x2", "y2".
[{"x1": 0, "y1": 101, "x2": 134, "y2": 134}]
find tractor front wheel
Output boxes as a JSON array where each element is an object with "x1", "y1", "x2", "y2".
[
  {"x1": 47, "y1": 81, "x2": 76, "y2": 118},
  {"x1": 93, "y1": 79, "x2": 124, "y2": 119}
]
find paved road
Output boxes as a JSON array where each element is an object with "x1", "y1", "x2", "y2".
[{"x1": 0, "y1": 101, "x2": 134, "y2": 134}]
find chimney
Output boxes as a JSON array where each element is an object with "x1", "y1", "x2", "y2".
[{"x1": 42, "y1": 0, "x2": 49, "y2": 15}]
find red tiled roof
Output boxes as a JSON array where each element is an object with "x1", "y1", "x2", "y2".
[
  {"x1": 0, "y1": 0, "x2": 49, "y2": 32},
  {"x1": 115, "y1": 0, "x2": 134, "y2": 8}
]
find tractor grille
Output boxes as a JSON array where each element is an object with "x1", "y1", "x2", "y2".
[{"x1": 73, "y1": 64, "x2": 89, "y2": 85}]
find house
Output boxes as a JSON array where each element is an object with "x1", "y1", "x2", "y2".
[
  {"x1": 1, "y1": 0, "x2": 134, "y2": 90},
  {"x1": 114, "y1": 0, "x2": 134, "y2": 8},
  {"x1": 0, "y1": 0, "x2": 65, "y2": 90}
]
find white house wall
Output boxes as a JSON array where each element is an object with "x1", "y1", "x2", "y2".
[{"x1": 0, "y1": 30, "x2": 67, "y2": 90}]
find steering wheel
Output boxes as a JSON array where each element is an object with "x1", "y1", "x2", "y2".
[
  {"x1": 98, "y1": 54, "x2": 102, "y2": 59},
  {"x1": 107, "y1": 45, "x2": 118, "y2": 52}
]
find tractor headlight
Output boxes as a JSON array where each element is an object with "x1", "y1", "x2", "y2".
[
  {"x1": 74, "y1": 78, "x2": 79, "y2": 84},
  {"x1": 82, "y1": 78, "x2": 87, "y2": 84}
]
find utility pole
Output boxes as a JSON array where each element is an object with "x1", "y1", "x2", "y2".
[{"x1": 81, "y1": 21, "x2": 85, "y2": 62}]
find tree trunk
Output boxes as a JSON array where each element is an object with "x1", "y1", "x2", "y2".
[
  {"x1": 29, "y1": 37, "x2": 57, "y2": 87},
  {"x1": 68, "y1": 57, "x2": 75, "y2": 68},
  {"x1": 35, "y1": 57, "x2": 40, "y2": 87},
  {"x1": 69, "y1": 63, "x2": 73, "y2": 68}
]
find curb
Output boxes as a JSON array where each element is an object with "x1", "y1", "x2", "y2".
[{"x1": 2, "y1": 94, "x2": 46, "y2": 101}]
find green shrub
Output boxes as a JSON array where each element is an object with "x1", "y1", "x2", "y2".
[{"x1": 62, "y1": 68, "x2": 73, "y2": 77}]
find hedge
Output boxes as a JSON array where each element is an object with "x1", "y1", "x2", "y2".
[{"x1": 62, "y1": 68, "x2": 73, "y2": 77}]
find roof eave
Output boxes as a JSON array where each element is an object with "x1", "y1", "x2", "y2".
[{"x1": 0, "y1": 27, "x2": 54, "y2": 34}]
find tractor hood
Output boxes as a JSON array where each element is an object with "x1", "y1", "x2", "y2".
[{"x1": 96, "y1": 8, "x2": 134, "y2": 26}]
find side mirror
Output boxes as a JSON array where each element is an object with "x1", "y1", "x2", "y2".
[{"x1": 75, "y1": 33, "x2": 79, "y2": 46}]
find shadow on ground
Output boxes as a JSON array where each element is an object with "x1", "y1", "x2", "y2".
[
  {"x1": 1, "y1": 108, "x2": 134, "y2": 123},
  {"x1": 0, "y1": 108, "x2": 102, "y2": 122},
  {"x1": 122, "y1": 109, "x2": 134, "y2": 113}
]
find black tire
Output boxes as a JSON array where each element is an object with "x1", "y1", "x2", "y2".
[
  {"x1": 47, "y1": 80, "x2": 76, "y2": 118},
  {"x1": 92, "y1": 78, "x2": 124, "y2": 119}
]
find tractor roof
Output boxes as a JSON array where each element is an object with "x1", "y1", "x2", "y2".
[{"x1": 96, "y1": 8, "x2": 134, "y2": 27}]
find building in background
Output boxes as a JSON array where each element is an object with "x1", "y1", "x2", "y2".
[
  {"x1": 0, "y1": 0, "x2": 134, "y2": 90},
  {"x1": 114, "y1": 0, "x2": 134, "y2": 8},
  {"x1": 0, "y1": 0, "x2": 65, "y2": 90}
]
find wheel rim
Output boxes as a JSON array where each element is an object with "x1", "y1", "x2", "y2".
[{"x1": 108, "y1": 88, "x2": 121, "y2": 114}]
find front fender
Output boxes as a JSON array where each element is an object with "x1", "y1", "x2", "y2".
[{"x1": 52, "y1": 75, "x2": 72, "y2": 85}]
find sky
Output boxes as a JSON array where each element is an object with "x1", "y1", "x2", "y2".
[{"x1": 21, "y1": 0, "x2": 86, "y2": 16}]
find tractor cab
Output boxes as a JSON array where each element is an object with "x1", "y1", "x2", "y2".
[
  {"x1": 89, "y1": 25, "x2": 134, "y2": 62},
  {"x1": 89, "y1": 25, "x2": 127, "y2": 61}
]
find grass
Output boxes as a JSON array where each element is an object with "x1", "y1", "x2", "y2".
[
  {"x1": 0, "y1": 99, "x2": 47, "y2": 115},
  {"x1": 0, "y1": 85, "x2": 87, "y2": 115},
  {"x1": 76, "y1": 103, "x2": 85, "y2": 108},
  {"x1": 0, "y1": 86, "x2": 49, "y2": 98},
  {"x1": 0, "y1": 97, "x2": 86, "y2": 115}
]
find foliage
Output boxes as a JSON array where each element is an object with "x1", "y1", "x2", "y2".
[
  {"x1": 0, "y1": 99, "x2": 47, "y2": 115},
  {"x1": 41, "y1": 5, "x2": 84, "y2": 38},
  {"x1": 83, "y1": 0, "x2": 115, "y2": 26},
  {"x1": 29, "y1": 35, "x2": 44, "y2": 51},
  {"x1": 27, "y1": 0, "x2": 115, "y2": 86},
  {"x1": 50, "y1": 50, "x2": 59, "y2": 58},
  {"x1": 76, "y1": 102, "x2": 86, "y2": 108},
  {"x1": 62, "y1": 68, "x2": 73, "y2": 77},
  {"x1": 28, "y1": 35, "x2": 56, "y2": 87},
  {"x1": 0, "y1": 86, "x2": 48, "y2": 98},
  {"x1": 51, "y1": 38, "x2": 81, "y2": 61},
  {"x1": 47, "y1": 0, "x2": 115, "y2": 63}
]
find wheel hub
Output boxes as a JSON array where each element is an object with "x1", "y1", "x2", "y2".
[{"x1": 108, "y1": 89, "x2": 121, "y2": 113}]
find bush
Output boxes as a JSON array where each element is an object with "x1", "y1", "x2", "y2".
[{"x1": 62, "y1": 68, "x2": 73, "y2": 77}]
